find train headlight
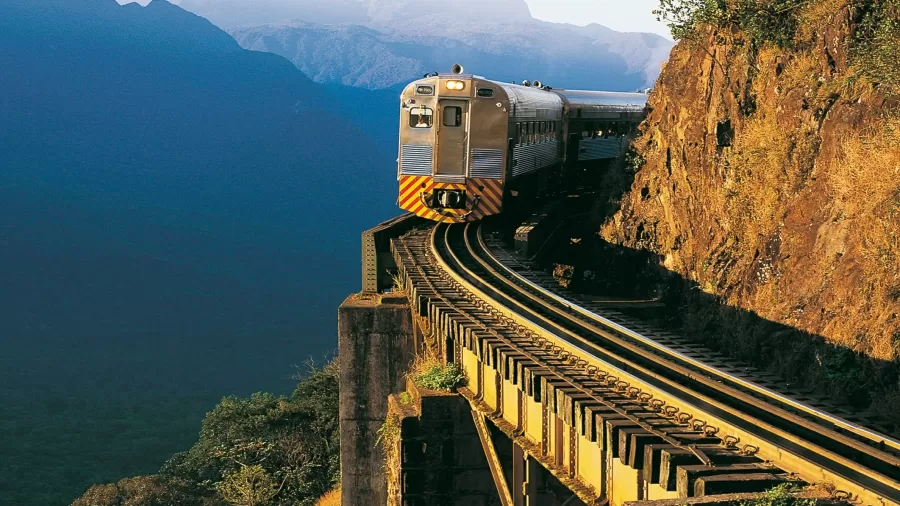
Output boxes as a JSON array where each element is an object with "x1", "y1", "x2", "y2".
[{"x1": 445, "y1": 80, "x2": 466, "y2": 91}]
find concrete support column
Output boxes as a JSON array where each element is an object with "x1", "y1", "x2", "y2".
[{"x1": 339, "y1": 294, "x2": 414, "y2": 506}]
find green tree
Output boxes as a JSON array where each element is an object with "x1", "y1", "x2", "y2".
[
  {"x1": 218, "y1": 465, "x2": 284, "y2": 506},
  {"x1": 161, "y1": 360, "x2": 341, "y2": 506},
  {"x1": 71, "y1": 475, "x2": 221, "y2": 506},
  {"x1": 654, "y1": 0, "x2": 808, "y2": 47}
]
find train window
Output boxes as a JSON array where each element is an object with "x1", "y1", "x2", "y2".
[
  {"x1": 529, "y1": 122, "x2": 535, "y2": 144},
  {"x1": 476, "y1": 88, "x2": 495, "y2": 98},
  {"x1": 516, "y1": 124, "x2": 523, "y2": 145},
  {"x1": 443, "y1": 106, "x2": 462, "y2": 127},
  {"x1": 409, "y1": 106, "x2": 433, "y2": 128}
]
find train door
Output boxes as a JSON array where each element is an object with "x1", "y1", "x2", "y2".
[{"x1": 435, "y1": 99, "x2": 468, "y2": 177}]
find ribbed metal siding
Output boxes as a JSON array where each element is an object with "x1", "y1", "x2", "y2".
[
  {"x1": 512, "y1": 142, "x2": 560, "y2": 178},
  {"x1": 579, "y1": 138, "x2": 625, "y2": 160},
  {"x1": 400, "y1": 144, "x2": 433, "y2": 175},
  {"x1": 470, "y1": 149, "x2": 504, "y2": 179}
]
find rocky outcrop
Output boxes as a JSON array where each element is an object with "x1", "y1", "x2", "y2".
[{"x1": 602, "y1": 1, "x2": 899, "y2": 414}]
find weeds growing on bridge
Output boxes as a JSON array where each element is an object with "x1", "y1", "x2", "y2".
[
  {"x1": 414, "y1": 362, "x2": 465, "y2": 390},
  {"x1": 408, "y1": 351, "x2": 466, "y2": 391},
  {"x1": 412, "y1": 360, "x2": 465, "y2": 391},
  {"x1": 738, "y1": 484, "x2": 817, "y2": 506}
]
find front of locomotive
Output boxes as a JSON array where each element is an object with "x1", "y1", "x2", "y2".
[{"x1": 396, "y1": 65, "x2": 508, "y2": 223}]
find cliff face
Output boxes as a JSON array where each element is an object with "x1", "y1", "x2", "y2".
[{"x1": 602, "y1": 0, "x2": 899, "y2": 409}]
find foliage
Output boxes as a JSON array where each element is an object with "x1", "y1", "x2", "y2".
[
  {"x1": 375, "y1": 416, "x2": 401, "y2": 454},
  {"x1": 654, "y1": 0, "x2": 809, "y2": 47},
  {"x1": 738, "y1": 484, "x2": 816, "y2": 506},
  {"x1": 851, "y1": 0, "x2": 900, "y2": 92},
  {"x1": 157, "y1": 360, "x2": 341, "y2": 506},
  {"x1": 218, "y1": 465, "x2": 284, "y2": 506},
  {"x1": 71, "y1": 475, "x2": 221, "y2": 506},
  {"x1": 398, "y1": 392, "x2": 413, "y2": 404},
  {"x1": 625, "y1": 147, "x2": 646, "y2": 171},
  {"x1": 413, "y1": 362, "x2": 465, "y2": 391}
]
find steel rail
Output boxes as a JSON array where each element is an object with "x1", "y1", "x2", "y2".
[
  {"x1": 478, "y1": 226, "x2": 900, "y2": 455},
  {"x1": 432, "y1": 221, "x2": 900, "y2": 504},
  {"x1": 466, "y1": 224, "x2": 900, "y2": 483},
  {"x1": 437, "y1": 223, "x2": 718, "y2": 459}
]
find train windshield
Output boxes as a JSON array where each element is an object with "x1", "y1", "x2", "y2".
[{"x1": 409, "y1": 106, "x2": 433, "y2": 128}]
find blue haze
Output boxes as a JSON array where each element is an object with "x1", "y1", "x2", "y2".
[{"x1": 0, "y1": 0, "x2": 395, "y2": 503}]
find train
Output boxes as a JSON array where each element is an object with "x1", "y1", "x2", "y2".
[{"x1": 396, "y1": 64, "x2": 649, "y2": 223}]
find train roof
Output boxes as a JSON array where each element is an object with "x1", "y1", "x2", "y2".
[
  {"x1": 549, "y1": 89, "x2": 648, "y2": 111},
  {"x1": 493, "y1": 81, "x2": 564, "y2": 120},
  {"x1": 487, "y1": 80, "x2": 647, "y2": 117}
]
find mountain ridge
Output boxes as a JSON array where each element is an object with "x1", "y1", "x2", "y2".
[{"x1": 229, "y1": 17, "x2": 673, "y2": 90}]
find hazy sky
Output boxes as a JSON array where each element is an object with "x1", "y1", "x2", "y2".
[
  {"x1": 525, "y1": 0, "x2": 669, "y2": 37},
  {"x1": 117, "y1": 0, "x2": 671, "y2": 37}
]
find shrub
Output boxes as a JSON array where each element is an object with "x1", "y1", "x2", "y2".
[
  {"x1": 375, "y1": 416, "x2": 400, "y2": 452},
  {"x1": 218, "y1": 465, "x2": 283, "y2": 506},
  {"x1": 408, "y1": 351, "x2": 465, "y2": 391},
  {"x1": 413, "y1": 363, "x2": 465, "y2": 391},
  {"x1": 71, "y1": 475, "x2": 219, "y2": 506},
  {"x1": 655, "y1": 0, "x2": 808, "y2": 47},
  {"x1": 160, "y1": 360, "x2": 341, "y2": 506},
  {"x1": 852, "y1": 0, "x2": 900, "y2": 92},
  {"x1": 738, "y1": 484, "x2": 816, "y2": 506}
]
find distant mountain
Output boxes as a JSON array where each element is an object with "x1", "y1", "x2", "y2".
[
  {"x1": 0, "y1": 0, "x2": 396, "y2": 504},
  {"x1": 1, "y1": 0, "x2": 394, "y2": 232},
  {"x1": 169, "y1": 0, "x2": 533, "y2": 27},
  {"x1": 228, "y1": 18, "x2": 672, "y2": 91},
  {"x1": 167, "y1": 0, "x2": 672, "y2": 91},
  {"x1": 172, "y1": 0, "x2": 371, "y2": 27}
]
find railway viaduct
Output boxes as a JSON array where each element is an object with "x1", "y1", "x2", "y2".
[{"x1": 338, "y1": 214, "x2": 900, "y2": 506}]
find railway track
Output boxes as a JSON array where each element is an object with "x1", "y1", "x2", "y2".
[{"x1": 393, "y1": 219, "x2": 900, "y2": 504}]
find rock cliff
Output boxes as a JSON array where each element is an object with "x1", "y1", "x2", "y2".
[{"x1": 602, "y1": 0, "x2": 899, "y2": 415}]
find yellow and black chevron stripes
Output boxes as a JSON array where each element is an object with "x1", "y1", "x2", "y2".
[{"x1": 398, "y1": 176, "x2": 504, "y2": 223}]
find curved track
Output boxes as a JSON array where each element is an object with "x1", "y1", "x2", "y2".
[{"x1": 430, "y1": 220, "x2": 900, "y2": 504}]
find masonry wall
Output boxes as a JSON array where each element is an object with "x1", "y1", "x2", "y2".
[
  {"x1": 339, "y1": 294, "x2": 415, "y2": 506},
  {"x1": 386, "y1": 382, "x2": 500, "y2": 506}
]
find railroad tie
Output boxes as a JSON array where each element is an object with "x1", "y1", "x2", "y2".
[
  {"x1": 605, "y1": 417, "x2": 670, "y2": 458},
  {"x1": 657, "y1": 446, "x2": 761, "y2": 492},
  {"x1": 676, "y1": 463, "x2": 780, "y2": 498},
  {"x1": 626, "y1": 430, "x2": 719, "y2": 470}
]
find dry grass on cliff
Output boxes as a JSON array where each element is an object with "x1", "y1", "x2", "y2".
[
  {"x1": 828, "y1": 119, "x2": 900, "y2": 360},
  {"x1": 829, "y1": 119, "x2": 900, "y2": 217},
  {"x1": 724, "y1": 109, "x2": 818, "y2": 249},
  {"x1": 315, "y1": 487, "x2": 341, "y2": 506}
]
